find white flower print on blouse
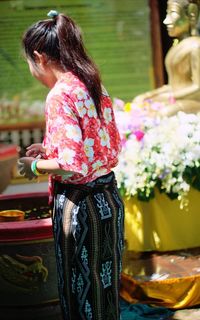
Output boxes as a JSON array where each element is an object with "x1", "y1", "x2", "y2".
[
  {"x1": 63, "y1": 104, "x2": 77, "y2": 120},
  {"x1": 60, "y1": 172, "x2": 74, "y2": 179},
  {"x1": 94, "y1": 168, "x2": 108, "y2": 177},
  {"x1": 92, "y1": 160, "x2": 103, "y2": 170},
  {"x1": 52, "y1": 116, "x2": 63, "y2": 126},
  {"x1": 85, "y1": 99, "x2": 97, "y2": 118},
  {"x1": 65, "y1": 124, "x2": 82, "y2": 142},
  {"x1": 74, "y1": 88, "x2": 88, "y2": 100},
  {"x1": 99, "y1": 128, "x2": 110, "y2": 148},
  {"x1": 75, "y1": 101, "x2": 87, "y2": 118},
  {"x1": 84, "y1": 138, "x2": 94, "y2": 161},
  {"x1": 59, "y1": 148, "x2": 76, "y2": 165},
  {"x1": 103, "y1": 107, "x2": 112, "y2": 124},
  {"x1": 81, "y1": 163, "x2": 88, "y2": 175}
]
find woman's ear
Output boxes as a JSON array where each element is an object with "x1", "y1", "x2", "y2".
[{"x1": 33, "y1": 51, "x2": 47, "y2": 67}]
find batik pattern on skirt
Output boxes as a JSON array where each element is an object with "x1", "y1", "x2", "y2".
[{"x1": 52, "y1": 172, "x2": 124, "y2": 320}]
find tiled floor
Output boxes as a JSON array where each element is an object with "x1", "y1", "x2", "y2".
[
  {"x1": 123, "y1": 248, "x2": 200, "y2": 319},
  {"x1": 123, "y1": 247, "x2": 200, "y2": 280}
]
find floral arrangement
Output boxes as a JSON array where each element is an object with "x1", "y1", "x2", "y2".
[{"x1": 113, "y1": 98, "x2": 200, "y2": 208}]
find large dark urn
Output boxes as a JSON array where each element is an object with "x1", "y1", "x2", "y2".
[{"x1": 0, "y1": 193, "x2": 62, "y2": 320}]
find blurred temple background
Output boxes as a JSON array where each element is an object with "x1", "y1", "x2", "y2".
[
  {"x1": 2, "y1": 1, "x2": 200, "y2": 320},
  {"x1": 0, "y1": 0, "x2": 153, "y2": 105}
]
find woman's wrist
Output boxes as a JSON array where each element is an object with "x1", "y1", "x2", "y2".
[{"x1": 31, "y1": 160, "x2": 45, "y2": 176}]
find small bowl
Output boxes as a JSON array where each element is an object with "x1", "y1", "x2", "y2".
[{"x1": 0, "y1": 210, "x2": 25, "y2": 222}]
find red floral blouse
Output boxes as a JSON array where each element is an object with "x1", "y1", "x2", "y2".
[{"x1": 42, "y1": 71, "x2": 121, "y2": 202}]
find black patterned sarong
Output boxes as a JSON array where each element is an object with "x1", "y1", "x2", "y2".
[{"x1": 52, "y1": 171, "x2": 124, "y2": 320}]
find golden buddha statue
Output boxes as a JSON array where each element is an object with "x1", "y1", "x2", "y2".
[{"x1": 134, "y1": 0, "x2": 200, "y2": 117}]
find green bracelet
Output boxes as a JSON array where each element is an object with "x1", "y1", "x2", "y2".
[{"x1": 31, "y1": 160, "x2": 43, "y2": 176}]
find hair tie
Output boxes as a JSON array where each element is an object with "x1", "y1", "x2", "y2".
[{"x1": 47, "y1": 10, "x2": 59, "y2": 19}]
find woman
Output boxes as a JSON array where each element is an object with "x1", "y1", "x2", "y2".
[
  {"x1": 18, "y1": 10, "x2": 124, "y2": 320},
  {"x1": 134, "y1": 0, "x2": 200, "y2": 117}
]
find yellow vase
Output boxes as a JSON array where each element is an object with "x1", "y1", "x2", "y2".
[{"x1": 124, "y1": 188, "x2": 200, "y2": 251}]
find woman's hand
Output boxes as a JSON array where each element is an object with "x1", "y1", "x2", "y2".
[
  {"x1": 18, "y1": 157, "x2": 36, "y2": 180},
  {"x1": 26, "y1": 143, "x2": 46, "y2": 158}
]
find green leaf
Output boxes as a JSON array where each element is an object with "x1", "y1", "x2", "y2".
[
  {"x1": 166, "y1": 191, "x2": 179, "y2": 200},
  {"x1": 183, "y1": 166, "x2": 194, "y2": 184},
  {"x1": 137, "y1": 187, "x2": 155, "y2": 202}
]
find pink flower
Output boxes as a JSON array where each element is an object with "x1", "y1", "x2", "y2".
[
  {"x1": 133, "y1": 130, "x2": 144, "y2": 141},
  {"x1": 113, "y1": 98, "x2": 125, "y2": 110}
]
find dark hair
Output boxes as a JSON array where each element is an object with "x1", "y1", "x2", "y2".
[{"x1": 22, "y1": 14, "x2": 102, "y2": 115}]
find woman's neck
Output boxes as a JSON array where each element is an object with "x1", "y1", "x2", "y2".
[{"x1": 46, "y1": 65, "x2": 67, "y2": 88}]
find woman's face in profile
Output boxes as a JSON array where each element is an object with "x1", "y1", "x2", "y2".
[{"x1": 163, "y1": 2, "x2": 190, "y2": 38}]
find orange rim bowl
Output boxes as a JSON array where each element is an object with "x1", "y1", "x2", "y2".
[{"x1": 0, "y1": 210, "x2": 25, "y2": 222}]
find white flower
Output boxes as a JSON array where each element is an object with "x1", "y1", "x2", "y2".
[
  {"x1": 81, "y1": 163, "x2": 88, "y2": 175},
  {"x1": 103, "y1": 107, "x2": 112, "y2": 124},
  {"x1": 85, "y1": 99, "x2": 97, "y2": 117},
  {"x1": 75, "y1": 101, "x2": 87, "y2": 117},
  {"x1": 92, "y1": 160, "x2": 103, "y2": 170},
  {"x1": 94, "y1": 168, "x2": 108, "y2": 177},
  {"x1": 60, "y1": 172, "x2": 74, "y2": 179},
  {"x1": 65, "y1": 124, "x2": 82, "y2": 142},
  {"x1": 74, "y1": 88, "x2": 88, "y2": 100},
  {"x1": 59, "y1": 148, "x2": 76, "y2": 165},
  {"x1": 62, "y1": 104, "x2": 78, "y2": 121},
  {"x1": 84, "y1": 138, "x2": 94, "y2": 161},
  {"x1": 98, "y1": 128, "x2": 110, "y2": 148}
]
